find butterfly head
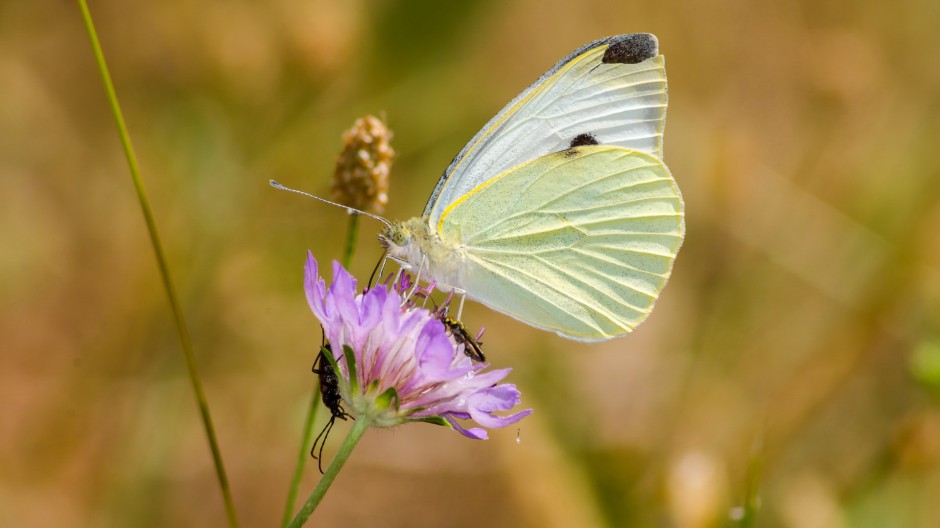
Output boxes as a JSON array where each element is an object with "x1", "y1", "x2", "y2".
[
  {"x1": 379, "y1": 217, "x2": 446, "y2": 272},
  {"x1": 379, "y1": 222, "x2": 411, "y2": 252}
]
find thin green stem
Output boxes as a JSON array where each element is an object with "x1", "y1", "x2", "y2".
[
  {"x1": 77, "y1": 2, "x2": 239, "y2": 526},
  {"x1": 281, "y1": 382, "x2": 321, "y2": 527},
  {"x1": 288, "y1": 418, "x2": 370, "y2": 528},
  {"x1": 341, "y1": 213, "x2": 361, "y2": 269}
]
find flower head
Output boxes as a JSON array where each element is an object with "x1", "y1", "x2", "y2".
[
  {"x1": 331, "y1": 115, "x2": 394, "y2": 213},
  {"x1": 304, "y1": 251, "x2": 531, "y2": 439}
]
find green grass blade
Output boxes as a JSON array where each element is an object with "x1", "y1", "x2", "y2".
[{"x1": 76, "y1": 2, "x2": 239, "y2": 526}]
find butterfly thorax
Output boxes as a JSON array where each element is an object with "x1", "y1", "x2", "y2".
[{"x1": 380, "y1": 217, "x2": 465, "y2": 290}]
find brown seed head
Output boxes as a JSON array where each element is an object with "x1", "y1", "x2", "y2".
[{"x1": 332, "y1": 115, "x2": 394, "y2": 213}]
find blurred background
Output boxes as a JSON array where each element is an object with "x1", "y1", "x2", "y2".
[{"x1": 3, "y1": 0, "x2": 940, "y2": 526}]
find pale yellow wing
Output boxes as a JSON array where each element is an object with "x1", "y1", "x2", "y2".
[
  {"x1": 438, "y1": 145, "x2": 684, "y2": 341},
  {"x1": 425, "y1": 34, "x2": 667, "y2": 228}
]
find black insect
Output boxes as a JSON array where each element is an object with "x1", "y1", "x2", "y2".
[
  {"x1": 311, "y1": 344, "x2": 351, "y2": 473},
  {"x1": 442, "y1": 316, "x2": 487, "y2": 363}
]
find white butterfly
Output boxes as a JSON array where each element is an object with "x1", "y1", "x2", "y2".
[
  {"x1": 276, "y1": 33, "x2": 684, "y2": 342},
  {"x1": 381, "y1": 34, "x2": 684, "y2": 342}
]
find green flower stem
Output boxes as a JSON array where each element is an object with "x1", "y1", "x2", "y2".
[
  {"x1": 288, "y1": 417, "x2": 370, "y2": 528},
  {"x1": 341, "y1": 213, "x2": 361, "y2": 269},
  {"x1": 280, "y1": 384, "x2": 321, "y2": 527},
  {"x1": 76, "y1": 2, "x2": 239, "y2": 526}
]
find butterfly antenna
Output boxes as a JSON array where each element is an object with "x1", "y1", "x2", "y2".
[{"x1": 269, "y1": 180, "x2": 392, "y2": 229}]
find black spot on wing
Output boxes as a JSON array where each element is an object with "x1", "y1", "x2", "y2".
[
  {"x1": 569, "y1": 133, "x2": 598, "y2": 148},
  {"x1": 602, "y1": 33, "x2": 658, "y2": 64},
  {"x1": 561, "y1": 147, "x2": 582, "y2": 159}
]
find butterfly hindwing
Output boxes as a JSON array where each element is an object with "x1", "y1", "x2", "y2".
[
  {"x1": 424, "y1": 34, "x2": 668, "y2": 227},
  {"x1": 437, "y1": 146, "x2": 684, "y2": 341}
]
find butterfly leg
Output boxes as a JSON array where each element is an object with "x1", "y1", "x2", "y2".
[
  {"x1": 369, "y1": 253, "x2": 391, "y2": 289},
  {"x1": 405, "y1": 253, "x2": 427, "y2": 301},
  {"x1": 391, "y1": 260, "x2": 405, "y2": 292},
  {"x1": 456, "y1": 288, "x2": 467, "y2": 320}
]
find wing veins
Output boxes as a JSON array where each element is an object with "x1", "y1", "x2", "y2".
[
  {"x1": 567, "y1": 79, "x2": 666, "y2": 101},
  {"x1": 467, "y1": 254, "x2": 614, "y2": 334},
  {"x1": 533, "y1": 253, "x2": 656, "y2": 305},
  {"x1": 463, "y1": 173, "x2": 671, "y2": 242},
  {"x1": 546, "y1": 192, "x2": 681, "y2": 214},
  {"x1": 562, "y1": 246, "x2": 671, "y2": 279}
]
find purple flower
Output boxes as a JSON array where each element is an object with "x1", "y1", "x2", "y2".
[{"x1": 304, "y1": 251, "x2": 532, "y2": 439}]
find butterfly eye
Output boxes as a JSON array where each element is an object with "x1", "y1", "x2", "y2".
[
  {"x1": 380, "y1": 225, "x2": 411, "y2": 249},
  {"x1": 394, "y1": 228, "x2": 411, "y2": 247}
]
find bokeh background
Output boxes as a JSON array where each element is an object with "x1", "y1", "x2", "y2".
[{"x1": 3, "y1": 0, "x2": 940, "y2": 526}]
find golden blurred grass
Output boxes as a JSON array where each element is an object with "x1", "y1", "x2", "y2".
[{"x1": 3, "y1": 0, "x2": 940, "y2": 526}]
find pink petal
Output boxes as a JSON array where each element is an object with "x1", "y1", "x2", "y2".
[{"x1": 304, "y1": 252, "x2": 328, "y2": 322}]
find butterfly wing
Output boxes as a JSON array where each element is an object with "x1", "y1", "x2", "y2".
[
  {"x1": 437, "y1": 146, "x2": 684, "y2": 341},
  {"x1": 424, "y1": 33, "x2": 668, "y2": 228}
]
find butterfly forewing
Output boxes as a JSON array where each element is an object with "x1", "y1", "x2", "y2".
[{"x1": 424, "y1": 34, "x2": 667, "y2": 227}]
